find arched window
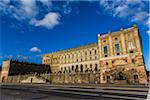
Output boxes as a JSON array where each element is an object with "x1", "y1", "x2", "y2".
[
  {"x1": 90, "y1": 51, "x2": 92, "y2": 55},
  {"x1": 75, "y1": 65, "x2": 78, "y2": 72},
  {"x1": 72, "y1": 65, "x2": 74, "y2": 71},
  {"x1": 95, "y1": 50, "x2": 97, "y2": 54},
  {"x1": 61, "y1": 67, "x2": 63, "y2": 71},
  {"x1": 80, "y1": 64, "x2": 83, "y2": 72},
  {"x1": 95, "y1": 64, "x2": 98, "y2": 71}
]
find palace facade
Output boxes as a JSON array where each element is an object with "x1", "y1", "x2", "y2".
[{"x1": 42, "y1": 25, "x2": 147, "y2": 84}]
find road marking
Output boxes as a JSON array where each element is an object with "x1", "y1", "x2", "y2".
[{"x1": 102, "y1": 94, "x2": 144, "y2": 100}]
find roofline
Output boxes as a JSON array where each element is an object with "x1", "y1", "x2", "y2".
[{"x1": 43, "y1": 42, "x2": 97, "y2": 56}]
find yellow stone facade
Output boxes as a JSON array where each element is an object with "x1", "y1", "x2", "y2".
[{"x1": 42, "y1": 25, "x2": 147, "y2": 84}]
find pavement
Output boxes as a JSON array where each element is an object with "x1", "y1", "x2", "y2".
[{"x1": 0, "y1": 83, "x2": 149, "y2": 100}]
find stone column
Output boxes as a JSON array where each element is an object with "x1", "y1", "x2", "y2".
[
  {"x1": 120, "y1": 32, "x2": 127, "y2": 54},
  {"x1": 108, "y1": 34, "x2": 113, "y2": 56}
]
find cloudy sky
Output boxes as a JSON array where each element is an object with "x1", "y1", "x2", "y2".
[{"x1": 0, "y1": 0, "x2": 149, "y2": 70}]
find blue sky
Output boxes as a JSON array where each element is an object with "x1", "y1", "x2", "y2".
[{"x1": 0, "y1": 0, "x2": 149, "y2": 70}]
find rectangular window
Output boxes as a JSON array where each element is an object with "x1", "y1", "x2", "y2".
[
  {"x1": 104, "y1": 46, "x2": 108, "y2": 54},
  {"x1": 128, "y1": 41, "x2": 134, "y2": 50},
  {"x1": 104, "y1": 46, "x2": 108, "y2": 57},
  {"x1": 115, "y1": 43, "x2": 120, "y2": 52}
]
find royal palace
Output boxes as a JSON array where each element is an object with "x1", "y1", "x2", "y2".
[
  {"x1": 42, "y1": 25, "x2": 147, "y2": 84},
  {"x1": 1, "y1": 25, "x2": 148, "y2": 84}
]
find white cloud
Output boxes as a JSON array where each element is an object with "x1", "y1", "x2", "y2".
[
  {"x1": 39, "y1": 0, "x2": 52, "y2": 7},
  {"x1": 0, "y1": 0, "x2": 61, "y2": 29},
  {"x1": 30, "y1": 47, "x2": 41, "y2": 52},
  {"x1": 147, "y1": 30, "x2": 150, "y2": 36},
  {"x1": 126, "y1": 0, "x2": 142, "y2": 5},
  {"x1": 62, "y1": 1, "x2": 72, "y2": 15},
  {"x1": 99, "y1": 0, "x2": 149, "y2": 34},
  {"x1": 30, "y1": 12, "x2": 60, "y2": 29},
  {"x1": 146, "y1": 18, "x2": 150, "y2": 26},
  {"x1": 114, "y1": 5, "x2": 131, "y2": 18},
  {"x1": 131, "y1": 12, "x2": 149, "y2": 23},
  {"x1": 1, "y1": 0, "x2": 10, "y2": 4},
  {"x1": 19, "y1": 0, "x2": 37, "y2": 19}
]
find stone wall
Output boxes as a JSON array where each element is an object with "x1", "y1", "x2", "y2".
[{"x1": 6, "y1": 72, "x2": 100, "y2": 84}]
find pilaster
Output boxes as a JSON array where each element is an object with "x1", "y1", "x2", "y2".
[
  {"x1": 120, "y1": 31, "x2": 127, "y2": 54},
  {"x1": 108, "y1": 33, "x2": 113, "y2": 56}
]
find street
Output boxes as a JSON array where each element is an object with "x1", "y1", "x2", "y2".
[{"x1": 0, "y1": 83, "x2": 149, "y2": 100}]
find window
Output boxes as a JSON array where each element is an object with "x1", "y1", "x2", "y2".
[
  {"x1": 132, "y1": 59, "x2": 135, "y2": 64},
  {"x1": 117, "y1": 53, "x2": 120, "y2": 55},
  {"x1": 90, "y1": 51, "x2": 92, "y2": 55},
  {"x1": 104, "y1": 46, "x2": 108, "y2": 54},
  {"x1": 80, "y1": 65, "x2": 83, "y2": 72},
  {"x1": 72, "y1": 66, "x2": 74, "y2": 71},
  {"x1": 128, "y1": 41, "x2": 134, "y2": 50},
  {"x1": 95, "y1": 64, "x2": 98, "y2": 71},
  {"x1": 95, "y1": 50, "x2": 97, "y2": 54},
  {"x1": 106, "y1": 62, "x2": 109, "y2": 65},
  {"x1": 115, "y1": 37, "x2": 118, "y2": 40},
  {"x1": 76, "y1": 59, "x2": 78, "y2": 62},
  {"x1": 115, "y1": 43, "x2": 120, "y2": 52},
  {"x1": 103, "y1": 46, "x2": 108, "y2": 57},
  {"x1": 75, "y1": 65, "x2": 78, "y2": 72},
  {"x1": 103, "y1": 40, "x2": 106, "y2": 43},
  {"x1": 130, "y1": 50, "x2": 134, "y2": 53}
]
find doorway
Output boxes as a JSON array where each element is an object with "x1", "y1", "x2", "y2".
[
  {"x1": 107, "y1": 76, "x2": 111, "y2": 83},
  {"x1": 133, "y1": 75, "x2": 139, "y2": 84}
]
